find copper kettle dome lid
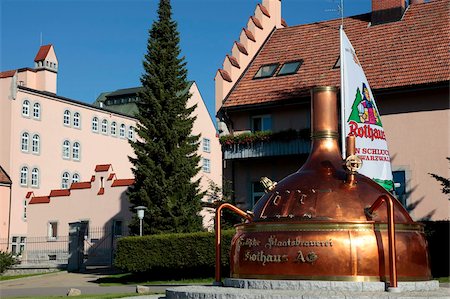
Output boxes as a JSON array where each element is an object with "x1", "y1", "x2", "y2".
[{"x1": 252, "y1": 86, "x2": 413, "y2": 224}]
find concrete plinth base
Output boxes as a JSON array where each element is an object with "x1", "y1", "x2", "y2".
[{"x1": 165, "y1": 279, "x2": 449, "y2": 299}]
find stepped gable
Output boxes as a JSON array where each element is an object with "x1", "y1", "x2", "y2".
[
  {"x1": 222, "y1": 0, "x2": 450, "y2": 109},
  {"x1": 28, "y1": 164, "x2": 134, "y2": 204},
  {"x1": 214, "y1": 0, "x2": 283, "y2": 113}
]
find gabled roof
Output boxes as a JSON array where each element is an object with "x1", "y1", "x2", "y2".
[
  {"x1": 34, "y1": 44, "x2": 52, "y2": 62},
  {"x1": 223, "y1": 0, "x2": 450, "y2": 109}
]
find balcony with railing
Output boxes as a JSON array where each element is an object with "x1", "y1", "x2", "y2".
[{"x1": 220, "y1": 129, "x2": 311, "y2": 160}]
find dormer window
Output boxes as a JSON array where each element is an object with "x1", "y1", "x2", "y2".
[
  {"x1": 253, "y1": 63, "x2": 278, "y2": 79},
  {"x1": 277, "y1": 60, "x2": 303, "y2": 76}
]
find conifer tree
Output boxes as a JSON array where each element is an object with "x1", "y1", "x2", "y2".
[{"x1": 128, "y1": 0, "x2": 203, "y2": 234}]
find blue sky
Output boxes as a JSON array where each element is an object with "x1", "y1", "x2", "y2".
[{"x1": 1, "y1": 0, "x2": 371, "y2": 120}]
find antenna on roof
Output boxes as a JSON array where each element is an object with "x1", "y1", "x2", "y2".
[{"x1": 325, "y1": 0, "x2": 344, "y2": 28}]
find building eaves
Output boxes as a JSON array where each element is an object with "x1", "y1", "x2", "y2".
[{"x1": 18, "y1": 86, "x2": 138, "y2": 120}]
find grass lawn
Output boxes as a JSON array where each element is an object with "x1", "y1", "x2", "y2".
[
  {"x1": 9, "y1": 293, "x2": 139, "y2": 299},
  {"x1": 438, "y1": 276, "x2": 450, "y2": 283},
  {"x1": 0, "y1": 272, "x2": 54, "y2": 281},
  {"x1": 96, "y1": 272, "x2": 213, "y2": 286}
]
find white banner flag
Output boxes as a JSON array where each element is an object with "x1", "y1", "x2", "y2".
[{"x1": 340, "y1": 26, "x2": 394, "y2": 191}]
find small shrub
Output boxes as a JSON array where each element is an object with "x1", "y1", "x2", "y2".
[
  {"x1": 0, "y1": 251, "x2": 16, "y2": 273},
  {"x1": 114, "y1": 230, "x2": 234, "y2": 280}
]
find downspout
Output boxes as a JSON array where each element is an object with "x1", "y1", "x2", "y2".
[{"x1": 6, "y1": 182, "x2": 12, "y2": 250}]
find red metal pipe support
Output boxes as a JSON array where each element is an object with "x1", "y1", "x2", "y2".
[
  {"x1": 366, "y1": 194, "x2": 398, "y2": 290},
  {"x1": 214, "y1": 203, "x2": 253, "y2": 285}
]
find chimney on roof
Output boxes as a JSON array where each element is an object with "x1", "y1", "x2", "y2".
[{"x1": 371, "y1": 0, "x2": 406, "y2": 25}]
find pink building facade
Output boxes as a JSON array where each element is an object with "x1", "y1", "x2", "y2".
[{"x1": 0, "y1": 45, "x2": 222, "y2": 256}]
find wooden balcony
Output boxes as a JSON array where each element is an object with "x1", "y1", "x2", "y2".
[{"x1": 223, "y1": 139, "x2": 311, "y2": 160}]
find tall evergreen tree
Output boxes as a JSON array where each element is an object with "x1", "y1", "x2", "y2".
[{"x1": 128, "y1": 0, "x2": 203, "y2": 235}]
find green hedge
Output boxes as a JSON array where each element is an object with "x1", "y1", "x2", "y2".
[
  {"x1": 114, "y1": 230, "x2": 234, "y2": 279},
  {"x1": 114, "y1": 222, "x2": 449, "y2": 279}
]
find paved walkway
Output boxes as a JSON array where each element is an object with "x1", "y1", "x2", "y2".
[{"x1": 0, "y1": 270, "x2": 165, "y2": 298}]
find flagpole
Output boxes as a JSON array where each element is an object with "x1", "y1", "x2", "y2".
[{"x1": 339, "y1": 25, "x2": 346, "y2": 159}]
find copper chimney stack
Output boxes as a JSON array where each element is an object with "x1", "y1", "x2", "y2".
[{"x1": 229, "y1": 86, "x2": 431, "y2": 282}]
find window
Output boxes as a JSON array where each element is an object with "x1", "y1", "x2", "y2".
[
  {"x1": 72, "y1": 142, "x2": 80, "y2": 161},
  {"x1": 254, "y1": 63, "x2": 278, "y2": 79},
  {"x1": 33, "y1": 103, "x2": 41, "y2": 119},
  {"x1": 48, "y1": 222, "x2": 58, "y2": 240},
  {"x1": 20, "y1": 167, "x2": 28, "y2": 186},
  {"x1": 61, "y1": 172, "x2": 70, "y2": 189},
  {"x1": 73, "y1": 112, "x2": 80, "y2": 128},
  {"x1": 393, "y1": 170, "x2": 407, "y2": 207},
  {"x1": 63, "y1": 110, "x2": 71, "y2": 126},
  {"x1": 101, "y1": 119, "x2": 108, "y2": 134},
  {"x1": 62, "y1": 140, "x2": 70, "y2": 159},
  {"x1": 202, "y1": 158, "x2": 211, "y2": 173},
  {"x1": 277, "y1": 60, "x2": 303, "y2": 76},
  {"x1": 72, "y1": 173, "x2": 80, "y2": 183},
  {"x1": 92, "y1": 117, "x2": 98, "y2": 132},
  {"x1": 111, "y1": 121, "x2": 117, "y2": 136},
  {"x1": 128, "y1": 126, "x2": 134, "y2": 140},
  {"x1": 251, "y1": 182, "x2": 265, "y2": 208},
  {"x1": 22, "y1": 100, "x2": 30, "y2": 116},
  {"x1": 21, "y1": 132, "x2": 29, "y2": 152},
  {"x1": 23, "y1": 200, "x2": 27, "y2": 220},
  {"x1": 203, "y1": 138, "x2": 211, "y2": 153},
  {"x1": 32, "y1": 134, "x2": 40, "y2": 154},
  {"x1": 251, "y1": 115, "x2": 272, "y2": 132},
  {"x1": 119, "y1": 124, "x2": 126, "y2": 138},
  {"x1": 31, "y1": 168, "x2": 39, "y2": 187},
  {"x1": 11, "y1": 236, "x2": 26, "y2": 256}
]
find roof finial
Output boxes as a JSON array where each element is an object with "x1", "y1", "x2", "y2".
[{"x1": 40, "y1": 32, "x2": 43, "y2": 46}]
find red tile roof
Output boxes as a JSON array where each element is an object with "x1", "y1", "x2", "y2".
[
  {"x1": 0, "y1": 166, "x2": 11, "y2": 184},
  {"x1": 97, "y1": 187, "x2": 105, "y2": 195},
  {"x1": 49, "y1": 189, "x2": 70, "y2": 197},
  {"x1": 235, "y1": 41, "x2": 248, "y2": 55},
  {"x1": 0, "y1": 70, "x2": 16, "y2": 79},
  {"x1": 223, "y1": 0, "x2": 450, "y2": 109},
  {"x1": 29, "y1": 196, "x2": 50, "y2": 204},
  {"x1": 70, "y1": 182, "x2": 91, "y2": 189},
  {"x1": 251, "y1": 16, "x2": 263, "y2": 30},
  {"x1": 95, "y1": 164, "x2": 111, "y2": 172},
  {"x1": 281, "y1": 18, "x2": 287, "y2": 27},
  {"x1": 111, "y1": 179, "x2": 135, "y2": 187},
  {"x1": 26, "y1": 191, "x2": 34, "y2": 199},
  {"x1": 107, "y1": 173, "x2": 116, "y2": 181},
  {"x1": 34, "y1": 44, "x2": 52, "y2": 62},
  {"x1": 258, "y1": 4, "x2": 270, "y2": 17}
]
